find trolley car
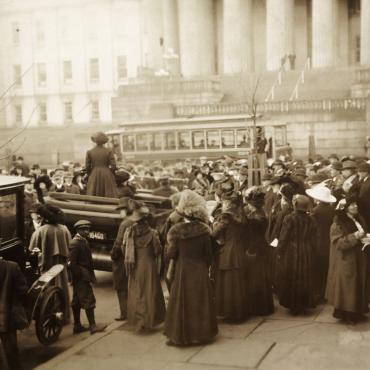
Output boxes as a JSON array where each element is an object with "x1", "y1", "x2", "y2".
[{"x1": 106, "y1": 114, "x2": 289, "y2": 163}]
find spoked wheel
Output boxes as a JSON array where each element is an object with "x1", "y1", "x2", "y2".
[{"x1": 35, "y1": 286, "x2": 65, "y2": 345}]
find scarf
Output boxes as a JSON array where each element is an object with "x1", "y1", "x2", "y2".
[{"x1": 123, "y1": 225, "x2": 135, "y2": 275}]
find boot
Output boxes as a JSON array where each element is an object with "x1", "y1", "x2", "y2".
[
  {"x1": 86, "y1": 308, "x2": 107, "y2": 334},
  {"x1": 72, "y1": 306, "x2": 88, "y2": 334}
]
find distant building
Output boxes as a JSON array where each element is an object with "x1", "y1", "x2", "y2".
[{"x1": 0, "y1": 0, "x2": 369, "y2": 164}]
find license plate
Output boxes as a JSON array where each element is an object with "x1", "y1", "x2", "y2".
[{"x1": 89, "y1": 231, "x2": 107, "y2": 240}]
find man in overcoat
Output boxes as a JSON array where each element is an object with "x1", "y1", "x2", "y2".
[
  {"x1": 69, "y1": 220, "x2": 106, "y2": 334},
  {"x1": 0, "y1": 258, "x2": 28, "y2": 370},
  {"x1": 110, "y1": 198, "x2": 134, "y2": 320},
  {"x1": 356, "y1": 162, "x2": 370, "y2": 230}
]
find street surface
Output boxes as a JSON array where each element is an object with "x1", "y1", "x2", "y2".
[{"x1": 19, "y1": 271, "x2": 370, "y2": 370}]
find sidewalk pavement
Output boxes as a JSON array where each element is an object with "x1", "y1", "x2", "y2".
[{"x1": 35, "y1": 302, "x2": 370, "y2": 370}]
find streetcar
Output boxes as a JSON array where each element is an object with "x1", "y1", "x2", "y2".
[{"x1": 106, "y1": 114, "x2": 289, "y2": 163}]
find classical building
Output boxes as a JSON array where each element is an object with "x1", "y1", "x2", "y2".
[{"x1": 0, "y1": 0, "x2": 369, "y2": 165}]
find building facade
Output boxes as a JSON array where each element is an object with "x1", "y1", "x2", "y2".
[{"x1": 0, "y1": 0, "x2": 369, "y2": 164}]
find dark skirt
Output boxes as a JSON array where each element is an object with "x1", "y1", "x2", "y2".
[
  {"x1": 164, "y1": 259, "x2": 218, "y2": 345},
  {"x1": 278, "y1": 246, "x2": 316, "y2": 313},
  {"x1": 245, "y1": 255, "x2": 274, "y2": 316},
  {"x1": 87, "y1": 166, "x2": 118, "y2": 198},
  {"x1": 215, "y1": 268, "x2": 248, "y2": 321},
  {"x1": 127, "y1": 249, "x2": 165, "y2": 331}
]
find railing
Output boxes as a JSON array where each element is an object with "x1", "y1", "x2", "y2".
[
  {"x1": 118, "y1": 78, "x2": 221, "y2": 96},
  {"x1": 175, "y1": 97, "x2": 366, "y2": 117},
  {"x1": 289, "y1": 58, "x2": 311, "y2": 100},
  {"x1": 264, "y1": 67, "x2": 283, "y2": 102},
  {"x1": 355, "y1": 68, "x2": 370, "y2": 83}
]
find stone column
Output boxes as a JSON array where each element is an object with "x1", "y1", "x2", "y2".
[
  {"x1": 162, "y1": 0, "x2": 180, "y2": 74},
  {"x1": 266, "y1": 0, "x2": 295, "y2": 71},
  {"x1": 312, "y1": 0, "x2": 337, "y2": 68},
  {"x1": 177, "y1": 0, "x2": 215, "y2": 76},
  {"x1": 361, "y1": 0, "x2": 370, "y2": 66},
  {"x1": 223, "y1": 0, "x2": 253, "y2": 74}
]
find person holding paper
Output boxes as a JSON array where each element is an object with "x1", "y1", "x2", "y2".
[{"x1": 325, "y1": 195, "x2": 369, "y2": 324}]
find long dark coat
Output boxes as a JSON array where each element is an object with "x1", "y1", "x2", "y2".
[
  {"x1": 212, "y1": 212, "x2": 248, "y2": 321},
  {"x1": 0, "y1": 260, "x2": 28, "y2": 333},
  {"x1": 86, "y1": 145, "x2": 118, "y2": 198},
  {"x1": 164, "y1": 221, "x2": 218, "y2": 345},
  {"x1": 277, "y1": 211, "x2": 318, "y2": 312},
  {"x1": 127, "y1": 223, "x2": 165, "y2": 331},
  {"x1": 311, "y1": 202, "x2": 335, "y2": 299},
  {"x1": 245, "y1": 211, "x2": 274, "y2": 316},
  {"x1": 110, "y1": 218, "x2": 134, "y2": 291},
  {"x1": 325, "y1": 213, "x2": 369, "y2": 315},
  {"x1": 357, "y1": 177, "x2": 370, "y2": 230}
]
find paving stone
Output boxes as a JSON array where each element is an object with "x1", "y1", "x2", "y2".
[
  {"x1": 141, "y1": 336, "x2": 204, "y2": 362},
  {"x1": 259, "y1": 341, "x2": 370, "y2": 370},
  {"x1": 218, "y1": 317, "x2": 264, "y2": 339},
  {"x1": 77, "y1": 330, "x2": 161, "y2": 358},
  {"x1": 249, "y1": 319, "x2": 346, "y2": 345},
  {"x1": 189, "y1": 337, "x2": 274, "y2": 368},
  {"x1": 268, "y1": 301, "x2": 325, "y2": 322}
]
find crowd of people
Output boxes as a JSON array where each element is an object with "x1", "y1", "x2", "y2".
[{"x1": 1, "y1": 130, "x2": 370, "y2": 367}]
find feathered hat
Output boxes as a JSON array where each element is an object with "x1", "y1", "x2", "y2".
[{"x1": 177, "y1": 189, "x2": 209, "y2": 223}]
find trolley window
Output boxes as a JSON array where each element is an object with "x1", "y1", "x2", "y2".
[
  {"x1": 136, "y1": 133, "x2": 148, "y2": 151},
  {"x1": 122, "y1": 134, "x2": 135, "y2": 152},
  {"x1": 164, "y1": 132, "x2": 176, "y2": 150},
  {"x1": 206, "y1": 130, "x2": 220, "y2": 149},
  {"x1": 236, "y1": 129, "x2": 250, "y2": 148},
  {"x1": 221, "y1": 130, "x2": 235, "y2": 148},
  {"x1": 0, "y1": 194, "x2": 17, "y2": 243},
  {"x1": 110, "y1": 135, "x2": 122, "y2": 159},
  {"x1": 192, "y1": 131, "x2": 205, "y2": 149},
  {"x1": 149, "y1": 133, "x2": 162, "y2": 151},
  {"x1": 178, "y1": 131, "x2": 191, "y2": 150}
]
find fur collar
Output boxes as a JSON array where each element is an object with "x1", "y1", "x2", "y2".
[{"x1": 168, "y1": 221, "x2": 211, "y2": 240}]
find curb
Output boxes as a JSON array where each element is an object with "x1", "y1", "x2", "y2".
[{"x1": 35, "y1": 320, "x2": 125, "y2": 370}]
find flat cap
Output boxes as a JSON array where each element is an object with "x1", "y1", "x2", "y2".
[{"x1": 74, "y1": 220, "x2": 92, "y2": 229}]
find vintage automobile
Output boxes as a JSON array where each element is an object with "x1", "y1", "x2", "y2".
[
  {"x1": 0, "y1": 175, "x2": 67, "y2": 345},
  {"x1": 47, "y1": 191, "x2": 172, "y2": 272}
]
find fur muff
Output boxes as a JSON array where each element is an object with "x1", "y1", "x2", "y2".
[{"x1": 177, "y1": 189, "x2": 209, "y2": 223}]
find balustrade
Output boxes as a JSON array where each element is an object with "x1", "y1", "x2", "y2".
[{"x1": 176, "y1": 97, "x2": 366, "y2": 117}]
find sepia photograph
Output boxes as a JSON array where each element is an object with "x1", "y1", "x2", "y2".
[{"x1": 0, "y1": 0, "x2": 370, "y2": 369}]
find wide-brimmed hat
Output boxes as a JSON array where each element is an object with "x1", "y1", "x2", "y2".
[
  {"x1": 328, "y1": 153, "x2": 339, "y2": 160},
  {"x1": 115, "y1": 170, "x2": 131, "y2": 184},
  {"x1": 331, "y1": 162, "x2": 343, "y2": 171},
  {"x1": 129, "y1": 206, "x2": 150, "y2": 222},
  {"x1": 74, "y1": 220, "x2": 92, "y2": 230},
  {"x1": 293, "y1": 167, "x2": 307, "y2": 178},
  {"x1": 91, "y1": 132, "x2": 109, "y2": 145},
  {"x1": 262, "y1": 173, "x2": 273, "y2": 181},
  {"x1": 307, "y1": 173, "x2": 329, "y2": 184},
  {"x1": 211, "y1": 172, "x2": 224, "y2": 181},
  {"x1": 358, "y1": 161, "x2": 370, "y2": 173},
  {"x1": 116, "y1": 197, "x2": 131, "y2": 210},
  {"x1": 246, "y1": 190, "x2": 265, "y2": 209},
  {"x1": 39, "y1": 204, "x2": 65, "y2": 224},
  {"x1": 341, "y1": 160, "x2": 357, "y2": 170},
  {"x1": 306, "y1": 186, "x2": 336, "y2": 203},
  {"x1": 293, "y1": 194, "x2": 311, "y2": 212}
]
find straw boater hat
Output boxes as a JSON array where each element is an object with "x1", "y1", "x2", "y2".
[
  {"x1": 91, "y1": 132, "x2": 109, "y2": 145},
  {"x1": 306, "y1": 186, "x2": 336, "y2": 204}
]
